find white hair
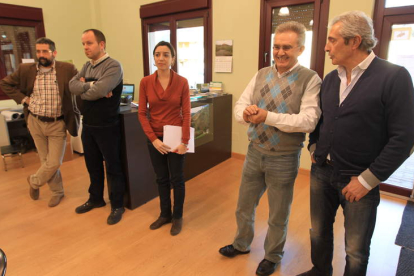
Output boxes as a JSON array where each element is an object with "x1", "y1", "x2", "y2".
[{"x1": 329, "y1": 10, "x2": 377, "y2": 51}]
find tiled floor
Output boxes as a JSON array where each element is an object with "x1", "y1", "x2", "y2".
[{"x1": 384, "y1": 154, "x2": 414, "y2": 190}]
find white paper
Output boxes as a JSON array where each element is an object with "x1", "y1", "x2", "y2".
[
  {"x1": 22, "y1": 59, "x2": 35, "y2": 64},
  {"x1": 214, "y1": 56, "x2": 233, "y2": 73},
  {"x1": 163, "y1": 125, "x2": 195, "y2": 153}
]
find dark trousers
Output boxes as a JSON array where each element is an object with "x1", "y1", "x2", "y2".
[
  {"x1": 147, "y1": 140, "x2": 185, "y2": 219},
  {"x1": 309, "y1": 163, "x2": 380, "y2": 276},
  {"x1": 81, "y1": 123, "x2": 126, "y2": 209}
]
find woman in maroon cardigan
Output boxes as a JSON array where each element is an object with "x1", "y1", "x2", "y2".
[{"x1": 138, "y1": 41, "x2": 191, "y2": 236}]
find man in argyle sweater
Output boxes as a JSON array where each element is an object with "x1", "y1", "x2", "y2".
[{"x1": 219, "y1": 21, "x2": 321, "y2": 276}]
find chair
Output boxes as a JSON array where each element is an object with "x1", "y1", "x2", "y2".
[
  {"x1": 1, "y1": 144, "x2": 24, "y2": 171},
  {"x1": 0, "y1": 248, "x2": 7, "y2": 276}
]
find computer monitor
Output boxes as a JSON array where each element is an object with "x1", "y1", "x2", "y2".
[{"x1": 122, "y1": 84, "x2": 135, "y2": 100}]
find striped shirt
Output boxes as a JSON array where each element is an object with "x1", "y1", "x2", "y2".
[{"x1": 28, "y1": 62, "x2": 62, "y2": 117}]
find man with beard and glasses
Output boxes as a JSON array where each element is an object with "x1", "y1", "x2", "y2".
[{"x1": 0, "y1": 37, "x2": 80, "y2": 207}]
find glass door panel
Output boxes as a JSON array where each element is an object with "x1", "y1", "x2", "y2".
[
  {"x1": 176, "y1": 17, "x2": 204, "y2": 88},
  {"x1": 148, "y1": 22, "x2": 170, "y2": 75},
  {"x1": 270, "y1": 4, "x2": 314, "y2": 68},
  {"x1": 385, "y1": 0, "x2": 414, "y2": 8},
  {"x1": 0, "y1": 25, "x2": 36, "y2": 75},
  {"x1": 381, "y1": 19, "x2": 414, "y2": 197},
  {"x1": 387, "y1": 23, "x2": 414, "y2": 83}
]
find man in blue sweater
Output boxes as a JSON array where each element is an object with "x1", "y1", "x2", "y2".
[{"x1": 298, "y1": 11, "x2": 414, "y2": 276}]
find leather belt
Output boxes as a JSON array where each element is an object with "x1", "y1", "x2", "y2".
[{"x1": 30, "y1": 112, "x2": 64, "y2": 123}]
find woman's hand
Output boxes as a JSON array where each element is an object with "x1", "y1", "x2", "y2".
[
  {"x1": 152, "y1": 139, "x2": 171, "y2": 155},
  {"x1": 172, "y1": 144, "x2": 188, "y2": 155}
]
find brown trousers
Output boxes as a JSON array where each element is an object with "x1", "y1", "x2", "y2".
[{"x1": 27, "y1": 115, "x2": 66, "y2": 196}]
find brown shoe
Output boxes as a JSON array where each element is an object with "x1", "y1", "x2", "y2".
[
  {"x1": 48, "y1": 195, "x2": 64, "y2": 207},
  {"x1": 149, "y1": 216, "x2": 172, "y2": 230},
  {"x1": 27, "y1": 176, "x2": 39, "y2": 200},
  {"x1": 170, "y1": 218, "x2": 183, "y2": 236}
]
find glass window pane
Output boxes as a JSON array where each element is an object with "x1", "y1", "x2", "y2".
[
  {"x1": 385, "y1": 0, "x2": 414, "y2": 8},
  {"x1": 177, "y1": 17, "x2": 204, "y2": 88},
  {"x1": 0, "y1": 25, "x2": 36, "y2": 75},
  {"x1": 270, "y1": 4, "x2": 314, "y2": 69},
  {"x1": 387, "y1": 23, "x2": 414, "y2": 83},
  {"x1": 148, "y1": 22, "x2": 170, "y2": 75}
]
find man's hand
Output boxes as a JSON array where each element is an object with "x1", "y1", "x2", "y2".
[
  {"x1": 80, "y1": 77, "x2": 85, "y2": 83},
  {"x1": 243, "y1": 105, "x2": 259, "y2": 123},
  {"x1": 248, "y1": 108, "x2": 268, "y2": 124},
  {"x1": 342, "y1": 177, "x2": 370, "y2": 202},
  {"x1": 106, "y1": 91, "x2": 113, "y2": 98}
]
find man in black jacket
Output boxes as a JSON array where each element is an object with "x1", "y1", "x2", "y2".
[{"x1": 298, "y1": 11, "x2": 414, "y2": 276}]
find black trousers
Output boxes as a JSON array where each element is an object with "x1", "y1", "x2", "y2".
[
  {"x1": 147, "y1": 139, "x2": 185, "y2": 219},
  {"x1": 81, "y1": 123, "x2": 126, "y2": 209}
]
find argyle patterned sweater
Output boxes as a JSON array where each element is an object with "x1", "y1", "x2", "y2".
[{"x1": 248, "y1": 65, "x2": 317, "y2": 155}]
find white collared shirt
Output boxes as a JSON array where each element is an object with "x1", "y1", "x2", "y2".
[
  {"x1": 90, "y1": 53, "x2": 109, "y2": 67},
  {"x1": 337, "y1": 51, "x2": 376, "y2": 104}
]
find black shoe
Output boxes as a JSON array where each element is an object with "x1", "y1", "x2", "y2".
[
  {"x1": 75, "y1": 200, "x2": 106, "y2": 214},
  {"x1": 219, "y1": 244, "x2": 250, "y2": 257},
  {"x1": 170, "y1": 218, "x2": 183, "y2": 236},
  {"x1": 107, "y1": 207, "x2": 125, "y2": 225},
  {"x1": 256, "y1": 259, "x2": 277, "y2": 276},
  {"x1": 150, "y1": 216, "x2": 172, "y2": 230}
]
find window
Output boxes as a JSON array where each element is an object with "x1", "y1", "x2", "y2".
[
  {"x1": 373, "y1": 0, "x2": 414, "y2": 80},
  {"x1": 140, "y1": 0, "x2": 212, "y2": 88},
  {"x1": 258, "y1": 0, "x2": 330, "y2": 78},
  {"x1": 385, "y1": 0, "x2": 414, "y2": 8},
  {"x1": 373, "y1": 0, "x2": 414, "y2": 197},
  {"x1": 0, "y1": 3, "x2": 46, "y2": 100}
]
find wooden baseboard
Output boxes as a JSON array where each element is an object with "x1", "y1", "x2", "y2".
[
  {"x1": 298, "y1": 168, "x2": 310, "y2": 176},
  {"x1": 231, "y1": 152, "x2": 245, "y2": 160}
]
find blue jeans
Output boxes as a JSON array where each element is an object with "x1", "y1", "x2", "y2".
[
  {"x1": 233, "y1": 143, "x2": 300, "y2": 263},
  {"x1": 82, "y1": 123, "x2": 126, "y2": 209},
  {"x1": 309, "y1": 163, "x2": 380, "y2": 276},
  {"x1": 147, "y1": 139, "x2": 186, "y2": 219}
]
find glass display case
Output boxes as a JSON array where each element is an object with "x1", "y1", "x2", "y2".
[{"x1": 191, "y1": 101, "x2": 213, "y2": 147}]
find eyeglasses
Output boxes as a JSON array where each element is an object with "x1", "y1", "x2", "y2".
[
  {"x1": 36, "y1": 50, "x2": 53, "y2": 54},
  {"x1": 272, "y1": 45, "x2": 299, "y2": 52}
]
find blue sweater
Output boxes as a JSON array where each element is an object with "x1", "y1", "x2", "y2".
[{"x1": 309, "y1": 57, "x2": 414, "y2": 187}]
